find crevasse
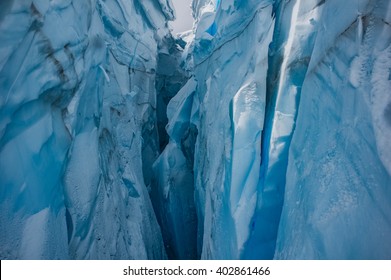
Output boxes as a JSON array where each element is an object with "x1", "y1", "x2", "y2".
[{"x1": 1, "y1": 0, "x2": 390, "y2": 260}]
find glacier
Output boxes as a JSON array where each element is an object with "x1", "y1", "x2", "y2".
[{"x1": 1, "y1": 0, "x2": 391, "y2": 260}]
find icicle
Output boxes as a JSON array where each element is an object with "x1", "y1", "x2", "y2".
[
  {"x1": 99, "y1": 65, "x2": 110, "y2": 83},
  {"x1": 357, "y1": 13, "x2": 363, "y2": 45}
]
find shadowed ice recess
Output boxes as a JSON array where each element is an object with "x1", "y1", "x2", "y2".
[{"x1": 0, "y1": 0, "x2": 390, "y2": 260}]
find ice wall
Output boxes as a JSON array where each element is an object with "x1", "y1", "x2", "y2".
[
  {"x1": 275, "y1": 0, "x2": 391, "y2": 259},
  {"x1": 158, "y1": 0, "x2": 391, "y2": 259},
  {"x1": 0, "y1": 0, "x2": 175, "y2": 259}
]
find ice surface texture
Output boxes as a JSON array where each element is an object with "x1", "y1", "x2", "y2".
[
  {"x1": 0, "y1": 0, "x2": 177, "y2": 259},
  {"x1": 1, "y1": 0, "x2": 391, "y2": 260}
]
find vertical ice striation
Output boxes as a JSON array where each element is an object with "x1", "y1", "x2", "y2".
[{"x1": 0, "y1": 0, "x2": 176, "y2": 259}]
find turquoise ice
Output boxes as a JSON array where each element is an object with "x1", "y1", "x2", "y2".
[{"x1": 1, "y1": 0, "x2": 390, "y2": 260}]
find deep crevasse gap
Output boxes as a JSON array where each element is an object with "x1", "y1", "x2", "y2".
[
  {"x1": 151, "y1": 77, "x2": 198, "y2": 259},
  {"x1": 149, "y1": 32, "x2": 194, "y2": 260}
]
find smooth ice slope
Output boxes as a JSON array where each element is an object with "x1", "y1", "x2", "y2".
[{"x1": 0, "y1": 0, "x2": 175, "y2": 259}]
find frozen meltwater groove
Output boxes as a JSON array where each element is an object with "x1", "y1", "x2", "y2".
[{"x1": 1, "y1": 0, "x2": 391, "y2": 260}]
